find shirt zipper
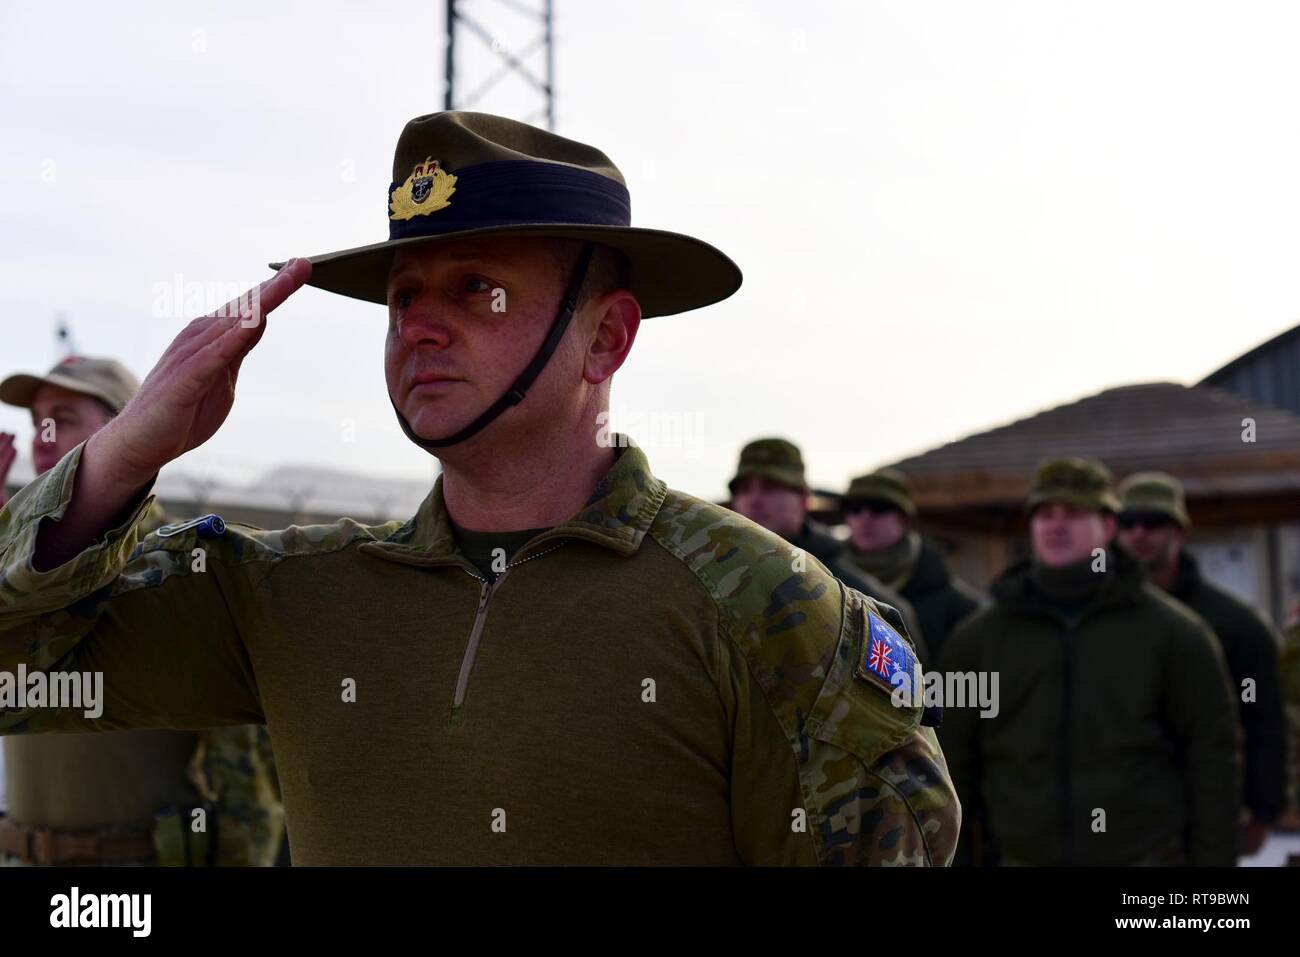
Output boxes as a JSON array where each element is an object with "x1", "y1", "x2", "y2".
[{"x1": 448, "y1": 540, "x2": 569, "y2": 726}]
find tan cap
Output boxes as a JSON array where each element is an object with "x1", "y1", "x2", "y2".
[
  {"x1": 1118, "y1": 471, "x2": 1191, "y2": 529},
  {"x1": 0, "y1": 356, "x2": 140, "y2": 414}
]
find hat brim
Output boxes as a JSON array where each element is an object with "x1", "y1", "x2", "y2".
[
  {"x1": 271, "y1": 224, "x2": 742, "y2": 319},
  {"x1": 1026, "y1": 490, "x2": 1121, "y2": 514},
  {"x1": 0, "y1": 373, "x2": 45, "y2": 409},
  {"x1": 728, "y1": 466, "x2": 807, "y2": 495},
  {"x1": 843, "y1": 495, "x2": 915, "y2": 518},
  {"x1": 1119, "y1": 503, "x2": 1191, "y2": 529},
  {"x1": 0, "y1": 372, "x2": 114, "y2": 411}
]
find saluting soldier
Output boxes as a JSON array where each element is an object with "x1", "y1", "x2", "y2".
[
  {"x1": 0, "y1": 112, "x2": 958, "y2": 865},
  {"x1": 0, "y1": 356, "x2": 283, "y2": 866}
]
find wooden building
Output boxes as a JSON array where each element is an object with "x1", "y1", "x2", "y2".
[{"x1": 831, "y1": 381, "x2": 1300, "y2": 622}]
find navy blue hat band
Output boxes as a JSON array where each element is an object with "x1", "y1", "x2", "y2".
[{"x1": 388, "y1": 160, "x2": 631, "y2": 241}]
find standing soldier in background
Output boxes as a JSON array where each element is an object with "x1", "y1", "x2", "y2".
[
  {"x1": 841, "y1": 468, "x2": 984, "y2": 661},
  {"x1": 0, "y1": 356, "x2": 284, "y2": 866},
  {"x1": 727, "y1": 438, "x2": 927, "y2": 659},
  {"x1": 939, "y1": 457, "x2": 1240, "y2": 866},
  {"x1": 1116, "y1": 471, "x2": 1287, "y2": 856},
  {"x1": 1280, "y1": 611, "x2": 1300, "y2": 829}
]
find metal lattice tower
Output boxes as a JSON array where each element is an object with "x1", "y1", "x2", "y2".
[{"x1": 444, "y1": 0, "x2": 556, "y2": 130}]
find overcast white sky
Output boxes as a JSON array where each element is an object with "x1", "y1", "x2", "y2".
[{"x1": 3, "y1": 0, "x2": 1299, "y2": 504}]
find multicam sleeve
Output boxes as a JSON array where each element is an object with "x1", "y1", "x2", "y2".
[
  {"x1": 650, "y1": 494, "x2": 960, "y2": 866},
  {"x1": 189, "y1": 726, "x2": 286, "y2": 867},
  {"x1": 0, "y1": 441, "x2": 264, "y2": 734},
  {"x1": 797, "y1": 586, "x2": 961, "y2": 865},
  {"x1": 723, "y1": 575, "x2": 960, "y2": 867}
]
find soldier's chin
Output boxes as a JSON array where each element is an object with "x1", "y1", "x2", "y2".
[
  {"x1": 1038, "y1": 546, "x2": 1082, "y2": 568},
  {"x1": 403, "y1": 406, "x2": 470, "y2": 441}
]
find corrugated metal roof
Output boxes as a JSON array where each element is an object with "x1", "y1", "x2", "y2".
[{"x1": 1202, "y1": 322, "x2": 1300, "y2": 418}]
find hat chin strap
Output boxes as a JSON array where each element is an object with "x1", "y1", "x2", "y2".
[{"x1": 390, "y1": 242, "x2": 595, "y2": 451}]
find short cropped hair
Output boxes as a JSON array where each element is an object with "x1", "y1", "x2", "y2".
[{"x1": 547, "y1": 240, "x2": 630, "y2": 310}]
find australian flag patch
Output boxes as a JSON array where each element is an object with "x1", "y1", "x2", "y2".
[{"x1": 855, "y1": 611, "x2": 919, "y2": 695}]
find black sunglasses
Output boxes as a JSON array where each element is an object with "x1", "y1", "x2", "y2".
[
  {"x1": 843, "y1": 499, "x2": 902, "y2": 517},
  {"x1": 1118, "y1": 512, "x2": 1175, "y2": 531}
]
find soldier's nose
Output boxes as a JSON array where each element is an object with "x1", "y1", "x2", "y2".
[{"x1": 397, "y1": 310, "x2": 453, "y2": 349}]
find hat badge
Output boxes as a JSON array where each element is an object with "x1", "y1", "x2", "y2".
[{"x1": 389, "y1": 156, "x2": 457, "y2": 221}]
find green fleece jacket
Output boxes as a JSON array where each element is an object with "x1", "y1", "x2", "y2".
[
  {"x1": 0, "y1": 439, "x2": 958, "y2": 866},
  {"x1": 938, "y1": 549, "x2": 1239, "y2": 866},
  {"x1": 1170, "y1": 551, "x2": 1287, "y2": 824}
]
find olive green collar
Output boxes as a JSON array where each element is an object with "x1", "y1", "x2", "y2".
[
  {"x1": 848, "y1": 530, "x2": 921, "y2": 591},
  {"x1": 1030, "y1": 555, "x2": 1105, "y2": 605},
  {"x1": 362, "y1": 436, "x2": 668, "y2": 566}
]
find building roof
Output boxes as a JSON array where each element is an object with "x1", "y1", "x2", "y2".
[
  {"x1": 888, "y1": 382, "x2": 1300, "y2": 509},
  {"x1": 152, "y1": 463, "x2": 434, "y2": 522},
  {"x1": 1202, "y1": 322, "x2": 1300, "y2": 387},
  {"x1": 1200, "y1": 321, "x2": 1300, "y2": 420}
]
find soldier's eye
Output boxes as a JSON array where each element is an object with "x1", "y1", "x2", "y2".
[
  {"x1": 463, "y1": 276, "x2": 492, "y2": 295},
  {"x1": 392, "y1": 289, "x2": 414, "y2": 310}
]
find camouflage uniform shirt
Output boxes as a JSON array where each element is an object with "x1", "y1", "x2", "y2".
[{"x1": 0, "y1": 437, "x2": 958, "y2": 865}]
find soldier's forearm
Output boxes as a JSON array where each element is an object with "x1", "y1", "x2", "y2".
[{"x1": 33, "y1": 429, "x2": 156, "y2": 572}]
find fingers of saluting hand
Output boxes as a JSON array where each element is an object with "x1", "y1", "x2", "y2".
[
  {"x1": 174, "y1": 257, "x2": 314, "y2": 350},
  {"x1": 174, "y1": 258, "x2": 313, "y2": 386},
  {"x1": 213, "y1": 256, "x2": 313, "y2": 357}
]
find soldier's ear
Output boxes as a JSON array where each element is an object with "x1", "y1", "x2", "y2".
[{"x1": 581, "y1": 290, "x2": 641, "y2": 386}]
